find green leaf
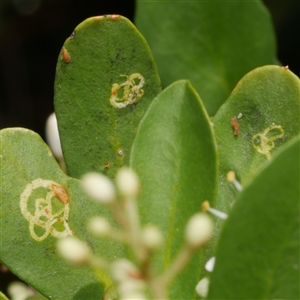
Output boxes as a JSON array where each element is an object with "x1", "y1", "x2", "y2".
[
  {"x1": 0, "y1": 291, "x2": 9, "y2": 300},
  {"x1": 130, "y1": 80, "x2": 218, "y2": 299},
  {"x1": 0, "y1": 128, "x2": 124, "y2": 300},
  {"x1": 135, "y1": 0, "x2": 278, "y2": 115},
  {"x1": 26, "y1": 295, "x2": 48, "y2": 300},
  {"x1": 54, "y1": 15, "x2": 161, "y2": 179},
  {"x1": 213, "y1": 65, "x2": 300, "y2": 215},
  {"x1": 208, "y1": 136, "x2": 300, "y2": 299}
]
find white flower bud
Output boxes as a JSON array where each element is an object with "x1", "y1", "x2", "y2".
[
  {"x1": 195, "y1": 277, "x2": 210, "y2": 298},
  {"x1": 111, "y1": 259, "x2": 140, "y2": 283},
  {"x1": 142, "y1": 225, "x2": 163, "y2": 251},
  {"x1": 205, "y1": 256, "x2": 216, "y2": 272},
  {"x1": 185, "y1": 213, "x2": 213, "y2": 248},
  {"x1": 45, "y1": 113, "x2": 63, "y2": 159},
  {"x1": 7, "y1": 281, "x2": 31, "y2": 300},
  {"x1": 119, "y1": 291, "x2": 147, "y2": 300},
  {"x1": 82, "y1": 172, "x2": 116, "y2": 203},
  {"x1": 118, "y1": 280, "x2": 146, "y2": 299},
  {"x1": 88, "y1": 216, "x2": 111, "y2": 237},
  {"x1": 56, "y1": 237, "x2": 91, "y2": 265},
  {"x1": 116, "y1": 167, "x2": 140, "y2": 198}
]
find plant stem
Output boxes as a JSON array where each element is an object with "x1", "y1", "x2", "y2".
[
  {"x1": 159, "y1": 245, "x2": 193, "y2": 287},
  {"x1": 124, "y1": 197, "x2": 145, "y2": 261},
  {"x1": 110, "y1": 200, "x2": 129, "y2": 228}
]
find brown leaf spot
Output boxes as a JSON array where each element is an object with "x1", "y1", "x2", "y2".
[
  {"x1": 231, "y1": 116, "x2": 239, "y2": 136},
  {"x1": 61, "y1": 47, "x2": 71, "y2": 63},
  {"x1": 52, "y1": 184, "x2": 69, "y2": 204}
]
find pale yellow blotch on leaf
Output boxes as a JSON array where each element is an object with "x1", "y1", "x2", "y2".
[
  {"x1": 20, "y1": 179, "x2": 74, "y2": 242},
  {"x1": 252, "y1": 125, "x2": 284, "y2": 160},
  {"x1": 110, "y1": 73, "x2": 145, "y2": 108}
]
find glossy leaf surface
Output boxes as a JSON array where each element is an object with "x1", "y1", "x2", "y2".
[
  {"x1": 208, "y1": 136, "x2": 300, "y2": 299},
  {"x1": 135, "y1": 0, "x2": 278, "y2": 115},
  {"x1": 54, "y1": 15, "x2": 161, "y2": 178},
  {"x1": 0, "y1": 128, "x2": 123, "y2": 300},
  {"x1": 130, "y1": 80, "x2": 218, "y2": 299}
]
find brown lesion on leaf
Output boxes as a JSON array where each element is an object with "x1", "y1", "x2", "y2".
[
  {"x1": 51, "y1": 183, "x2": 70, "y2": 204},
  {"x1": 231, "y1": 116, "x2": 239, "y2": 136},
  {"x1": 20, "y1": 179, "x2": 74, "y2": 242},
  {"x1": 61, "y1": 47, "x2": 71, "y2": 63}
]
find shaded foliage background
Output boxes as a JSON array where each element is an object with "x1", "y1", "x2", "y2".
[{"x1": 0, "y1": 0, "x2": 299, "y2": 296}]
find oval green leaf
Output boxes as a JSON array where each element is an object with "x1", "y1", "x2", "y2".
[
  {"x1": 130, "y1": 80, "x2": 218, "y2": 299},
  {"x1": 135, "y1": 0, "x2": 278, "y2": 115},
  {"x1": 208, "y1": 136, "x2": 300, "y2": 299},
  {"x1": 213, "y1": 65, "x2": 300, "y2": 214},
  {"x1": 0, "y1": 128, "x2": 124, "y2": 300},
  {"x1": 54, "y1": 15, "x2": 161, "y2": 178}
]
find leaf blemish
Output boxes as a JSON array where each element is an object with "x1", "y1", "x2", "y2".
[
  {"x1": 231, "y1": 116, "x2": 239, "y2": 136},
  {"x1": 252, "y1": 125, "x2": 284, "y2": 160},
  {"x1": 108, "y1": 14, "x2": 121, "y2": 20},
  {"x1": 51, "y1": 183, "x2": 70, "y2": 204},
  {"x1": 20, "y1": 179, "x2": 74, "y2": 242},
  {"x1": 62, "y1": 47, "x2": 71, "y2": 63},
  {"x1": 69, "y1": 31, "x2": 76, "y2": 40},
  {"x1": 110, "y1": 73, "x2": 145, "y2": 108}
]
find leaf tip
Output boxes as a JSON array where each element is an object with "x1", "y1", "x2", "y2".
[{"x1": 107, "y1": 14, "x2": 122, "y2": 21}]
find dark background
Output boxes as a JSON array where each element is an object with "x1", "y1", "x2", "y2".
[
  {"x1": 0, "y1": 0, "x2": 299, "y2": 295},
  {"x1": 0, "y1": 0, "x2": 299, "y2": 140}
]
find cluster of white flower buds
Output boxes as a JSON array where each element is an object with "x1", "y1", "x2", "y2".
[{"x1": 56, "y1": 167, "x2": 215, "y2": 299}]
